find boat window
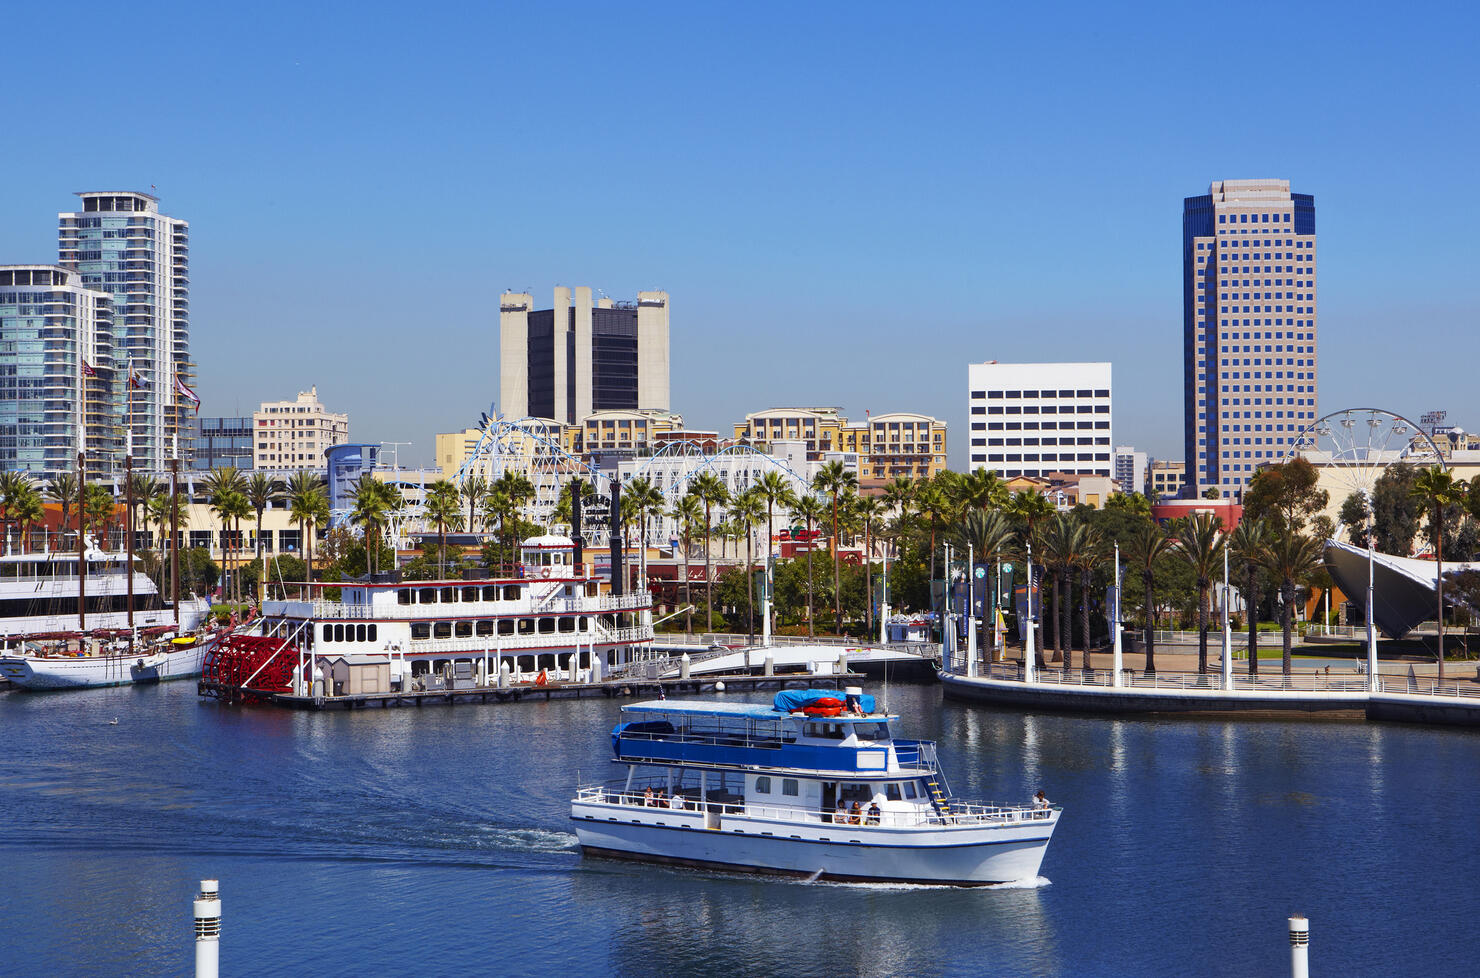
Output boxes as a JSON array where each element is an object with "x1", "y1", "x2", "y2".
[
  {"x1": 754, "y1": 777, "x2": 771, "y2": 795},
  {"x1": 462, "y1": 587, "x2": 479, "y2": 602},
  {"x1": 782, "y1": 779, "x2": 799, "y2": 797},
  {"x1": 440, "y1": 587, "x2": 455, "y2": 603},
  {"x1": 518, "y1": 619, "x2": 534, "y2": 635},
  {"x1": 498, "y1": 620, "x2": 515, "y2": 636},
  {"x1": 579, "y1": 617, "x2": 590, "y2": 632},
  {"x1": 482, "y1": 586, "x2": 499, "y2": 601},
  {"x1": 333, "y1": 624, "x2": 345, "y2": 642},
  {"x1": 411, "y1": 623, "x2": 430, "y2": 640},
  {"x1": 854, "y1": 723, "x2": 886, "y2": 741},
  {"x1": 397, "y1": 589, "x2": 411, "y2": 605},
  {"x1": 503, "y1": 585, "x2": 520, "y2": 601},
  {"x1": 367, "y1": 624, "x2": 377, "y2": 643},
  {"x1": 557, "y1": 617, "x2": 575, "y2": 633},
  {"x1": 356, "y1": 624, "x2": 366, "y2": 642},
  {"x1": 433, "y1": 622, "x2": 451, "y2": 639},
  {"x1": 475, "y1": 620, "x2": 493, "y2": 637},
  {"x1": 322, "y1": 624, "x2": 332, "y2": 641},
  {"x1": 455, "y1": 621, "x2": 472, "y2": 638},
  {"x1": 903, "y1": 782, "x2": 918, "y2": 800},
  {"x1": 419, "y1": 588, "x2": 436, "y2": 604},
  {"x1": 886, "y1": 783, "x2": 903, "y2": 801},
  {"x1": 538, "y1": 618, "x2": 555, "y2": 634}
]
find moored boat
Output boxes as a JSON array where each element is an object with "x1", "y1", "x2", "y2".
[{"x1": 570, "y1": 688, "x2": 1060, "y2": 885}]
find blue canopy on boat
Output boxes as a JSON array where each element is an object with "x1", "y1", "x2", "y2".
[{"x1": 772, "y1": 688, "x2": 877, "y2": 714}]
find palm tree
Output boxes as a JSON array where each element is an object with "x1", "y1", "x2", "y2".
[
  {"x1": 211, "y1": 488, "x2": 250, "y2": 605},
  {"x1": 688, "y1": 472, "x2": 730, "y2": 633},
  {"x1": 1228, "y1": 520, "x2": 1268, "y2": 676},
  {"x1": 812, "y1": 460, "x2": 858, "y2": 635},
  {"x1": 1075, "y1": 522, "x2": 1105, "y2": 673},
  {"x1": 460, "y1": 474, "x2": 489, "y2": 534},
  {"x1": 1175, "y1": 512, "x2": 1226, "y2": 676},
  {"x1": 245, "y1": 473, "x2": 278, "y2": 565},
  {"x1": 1126, "y1": 521, "x2": 1175, "y2": 674},
  {"x1": 481, "y1": 488, "x2": 518, "y2": 573},
  {"x1": 1410, "y1": 466, "x2": 1468, "y2": 682},
  {"x1": 755, "y1": 471, "x2": 797, "y2": 633},
  {"x1": 882, "y1": 476, "x2": 916, "y2": 518},
  {"x1": 127, "y1": 472, "x2": 160, "y2": 540},
  {"x1": 12, "y1": 482, "x2": 44, "y2": 554},
  {"x1": 916, "y1": 481, "x2": 955, "y2": 623},
  {"x1": 1259, "y1": 530, "x2": 1325, "y2": 677},
  {"x1": 953, "y1": 508, "x2": 1014, "y2": 656},
  {"x1": 0, "y1": 471, "x2": 30, "y2": 554},
  {"x1": 856, "y1": 494, "x2": 888, "y2": 638},
  {"x1": 286, "y1": 473, "x2": 327, "y2": 589},
  {"x1": 956, "y1": 467, "x2": 1009, "y2": 512},
  {"x1": 670, "y1": 493, "x2": 704, "y2": 634},
  {"x1": 729, "y1": 487, "x2": 766, "y2": 642},
  {"x1": 793, "y1": 494, "x2": 827, "y2": 637},
  {"x1": 626, "y1": 476, "x2": 665, "y2": 591},
  {"x1": 425, "y1": 479, "x2": 463, "y2": 578},
  {"x1": 82, "y1": 483, "x2": 119, "y2": 548},
  {"x1": 351, "y1": 475, "x2": 394, "y2": 575},
  {"x1": 1042, "y1": 515, "x2": 1084, "y2": 668},
  {"x1": 45, "y1": 472, "x2": 78, "y2": 549}
]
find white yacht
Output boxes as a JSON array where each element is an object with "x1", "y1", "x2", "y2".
[{"x1": 571, "y1": 688, "x2": 1060, "y2": 885}]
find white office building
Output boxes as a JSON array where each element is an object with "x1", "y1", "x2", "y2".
[
  {"x1": 1113, "y1": 445, "x2": 1147, "y2": 495},
  {"x1": 967, "y1": 362, "x2": 1113, "y2": 479}
]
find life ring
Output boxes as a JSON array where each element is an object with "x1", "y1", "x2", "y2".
[
  {"x1": 804, "y1": 704, "x2": 843, "y2": 717},
  {"x1": 541, "y1": 567, "x2": 552, "y2": 578}
]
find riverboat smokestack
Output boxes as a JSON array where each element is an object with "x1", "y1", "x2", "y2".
[
  {"x1": 570, "y1": 479, "x2": 585, "y2": 572},
  {"x1": 609, "y1": 480, "x2": 624, "y2": 595},
  {"x1": 193, "y1": 879, "x2": 220, "y2": 978}
]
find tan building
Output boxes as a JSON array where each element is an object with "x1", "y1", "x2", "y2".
[
  {"x1": 1149, "y1": 460, "x2": 1187, "y2": 501},
  {"x1": 734, "y1": 407, "x2": 847, "y2": 462},
  {"x1": 568, "y1": 409, "x2": 685, "y2": 456},
  {"x1": 253, "y1": 386, "x2": 348, "y2": 470},
  {"x1": 735, "y1": 407, "x2": 946, "y2": 486}
]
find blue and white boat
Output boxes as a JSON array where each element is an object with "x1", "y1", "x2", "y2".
[{"x1": 570, "y1": 688, "x2": 1060, "y2": 885}]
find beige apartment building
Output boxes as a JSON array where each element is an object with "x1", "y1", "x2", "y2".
[
  {"x1": 253, "y1": 386, "x2": 348, "y2": 470},
  {"x1": 734, "y1": 407, "x2": 947, "y2": 487},
  {"x1": 1148, "y1": 459, "x2": 1187, "y2": 501}
]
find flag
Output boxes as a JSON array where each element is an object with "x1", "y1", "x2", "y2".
[
  {"x1": 128, "y1": 361, "x2": 146, "y2": 390},
  {"x1": 174, "y1": 375, "x2": 201, "y2": 413},
  {"x1": 81, "y1": 360, "x2": 96, "y2": 378}
]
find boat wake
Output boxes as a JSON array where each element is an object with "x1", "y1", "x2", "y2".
[
  {"x1": 470, "y1": 825, "x2": 579, "y2": 854},
  {"x1": 986, "y1": 875, "x2": 1052, "y2": 889}
]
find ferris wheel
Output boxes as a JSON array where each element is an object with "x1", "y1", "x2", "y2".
[{"x1": 1282, "y1": 408, "x2": 1444, "y2": 539}]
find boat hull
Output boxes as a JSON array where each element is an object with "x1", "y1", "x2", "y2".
[
  {"x1": 571, "y1": 804, "x2": 1054, "y2": 885},
  {"x1": 0, "y1": 636, "x2": 217, "y2": 691}
]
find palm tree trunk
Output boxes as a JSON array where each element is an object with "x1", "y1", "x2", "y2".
[
  {"x1": 806, "y1": 524, "x2": 815, "y2": 639},
  {"x1": 1197, "y1": 584, "x2": 1209, "y2": 675},
  {"x1": 1281, "y1": 579, "x2": 1294, "y2": 676},
  {"x1": 1247, "y1": 568, "x2": 1259, "y2": 676},
  {"x1": 832, "y1": 499, "x2": 842, "y2": 636},
  {"x1": 1081, "y1": 566, "x2": 1092, "y2": 673},
  {"x1": 745, "y1": 530, "x2": 754, "y2": 644},
  {"x1": 1143, "y1": 569, "x2": 1156, "y2": 675},
  {"x1": 703, "y1": 506, "x2": 713, "y2": 633},
  {"x1": 1435, "y1": 527, "x2": 1446, "y2": 682},
  {"x1": 1049, "y1": 570, "x2": 1062, "y2": 662},
  {"x1": 682, "y1": 533, "x2": 692, "y2": 635},
  {"x1": 1061, "y1": 572, "x2": 1073, "y2": 671},
  {"x1": 864, "y1": 523, "x2": 873, "y2": 639}
]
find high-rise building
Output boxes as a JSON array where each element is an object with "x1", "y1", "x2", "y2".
[
  {"x1": 499, "y1": 286, "x2": 669, "y2": 423},
  {"x1": 193, "y1": 417, "x2": 254, "y2": 471},
  {"x1": 967, "y1": 362, "x2": 1113, "y2": 478},
  {"x1": 253, "y1": 386, "x2": 349, "y2": 470},
  {"x1": 1113, "y1": 446, "x2": 1147, "y2": 495},
  {"x1": 0, "y1": 265, "x2": 116, "y2": 479},
  {"x1": 58, "y1": 192, "x2": 191, "y2": 472},
  {"x1": 1183, "y1": 179, "x2": 1318, "y2": 498}
]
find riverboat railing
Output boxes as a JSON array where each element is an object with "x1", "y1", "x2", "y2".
[
  {"x1": 574, "y1": 784, "x2": 1056, "y2": 828},
  {"x1": 304, "y1": 590, "x2": 651, "y2": 621}
]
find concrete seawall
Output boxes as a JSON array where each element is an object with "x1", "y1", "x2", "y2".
[{"x1": 940, "y1": 672, "x2": 1480, "y2": 728}]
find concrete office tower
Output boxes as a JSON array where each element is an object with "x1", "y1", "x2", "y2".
[
  {"x1": 0, "y1": 266, "x2": 116, "y2": 479},
  {"x1": 967, "y1": 362, "x2": 1113, "y2": 478},
  {"x1": 59, "y1": 192, "x2": 191, "y2": 472},
  {"x1": 499, "y1": 286, "x2": 670, "y2": 423},
  {"x1": 1183, "y1": 180, "x2": 1318, "y2": 498}
]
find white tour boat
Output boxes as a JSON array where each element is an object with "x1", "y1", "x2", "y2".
[
  {"x1": 571, "y1": 688, "x2": 1060, "y2": 885},
  {"x1": 0, "y1": 548, "x2": 216, "y2": 690},
  {"x1": 209, "y1": 534, "x2": 656, "y2": 699}
]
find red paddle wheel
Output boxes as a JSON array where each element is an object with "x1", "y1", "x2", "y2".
[{"x1": 202, "y1": 634, "x2": 300, "y2": 703}]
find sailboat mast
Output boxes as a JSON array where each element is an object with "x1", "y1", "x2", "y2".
[
  {"x1": 125, "y1": 440, "x2": 134, "y2": 652},
  {"x1": 171, "y1": 452, "x2": 180, "y2": 627}
]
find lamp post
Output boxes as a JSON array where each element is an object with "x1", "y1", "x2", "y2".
[
  {"x1": 1367, "y1": 498, "x2": 1378, "y2": 692},
  {"x1": 1024, "y1": 541, "x2": 1037, "y2": 683},
  {"x1": 1111, "y1": 542, "x2": 1123, "y2": 687},
  {"x1": 1221, "y1": 544, "x2": 1234, "y2": 691}
]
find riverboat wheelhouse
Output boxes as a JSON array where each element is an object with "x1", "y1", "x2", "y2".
[
  {"x1": 207, "y1": 534, "x2": 655, "y2": 698},
  {"x1": 571, "y1": 689, "x2": 1060, "y2": 886}
]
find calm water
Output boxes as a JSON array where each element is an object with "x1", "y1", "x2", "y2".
[{"x1": 2, "y1": 680, "x2": 1477, "y2": 977}]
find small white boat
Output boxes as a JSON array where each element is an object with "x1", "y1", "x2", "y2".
[
  {"x1": 0, "y1": 633, "x2": 222, "y2": 690},
  {"x1": 570, "y1": 687, "x2": 1060, "y2": 885}
]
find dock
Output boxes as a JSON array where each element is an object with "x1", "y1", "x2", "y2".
[{"x1": 198, "y1": 671, "x2": 868, "y2": 711}]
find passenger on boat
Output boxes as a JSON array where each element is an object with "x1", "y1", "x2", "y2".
[
  {"x1": 643, "y1": 787, "x2": 654, "y2": 806},
  {"x1": 833, "y1": 801, "x2": 847, "y2": 824},
  {"x1": 1033, "y1": 790, "x2": 1050, "y2": 809},
  {"x1": 668, "y1": 793, "x2": 685, "y2": 810},
  {"x1": 850, "y1": 801, "x2": 863, "y2": 824},
  {"x1": 867, "y1": 801, "x2": 881, "y2": 824}
]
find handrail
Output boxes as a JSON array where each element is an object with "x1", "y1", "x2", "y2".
[
  {"x1": 972, "y1": 662, "x2": 1480, "y2": 700},
  {"x1": 305, "y1": 590, "x2": 651, "y2": 621}
]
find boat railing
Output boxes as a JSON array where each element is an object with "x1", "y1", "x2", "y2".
[
  {"x1": 574, "y1": 784, "x2": 1056, "y2": 828},
  {"x1": 304, "y1": 591, "x2": 651, "y2": 622}
]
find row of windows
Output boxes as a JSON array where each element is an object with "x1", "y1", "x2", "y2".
[
  {"x1": 974, "y1": 388, "x2": 1109, "y2": 399},
  {"x1": 406, "y1": 616, "x2": 590, "y2": 640},
  {"x1": 980, "y1": 405, "x2": 1110, "y2": 416},
  {"x1": 983, "y1": 453, "x2": 1111, "y2": 463},
  {"x1": 974, "y1": 420, "x2": 1110, "y2": 431},
  {"x1": 325, "y1": 623, "x2": 379, "y2": 643},
  {"x1": 1218, "y1": 212, "x2": 1291, "y2": 224},
  {"x1": 974, "y1": 437, "x2": 1111, "y2": 447},
  {"x1": 396, "y1": 585, "x2": 524, "y2": 604},
  {"x1": 1198, "y1": 239, "x2": 1311, "y2": 249}
]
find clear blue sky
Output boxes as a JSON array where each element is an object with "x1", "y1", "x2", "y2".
[{"x1": 2, "y1": 0, "x2": 1476, "y2": 469}]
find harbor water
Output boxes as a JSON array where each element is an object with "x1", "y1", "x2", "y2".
[{"x1": 2, "y1": 681, "x2": 1476, "y2": 977}]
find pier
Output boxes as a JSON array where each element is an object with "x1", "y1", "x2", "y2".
[{"x1": 198, "y1": 671, "x2": 866, "y2": 711}]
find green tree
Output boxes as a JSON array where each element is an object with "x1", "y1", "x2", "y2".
[
  {"x1": 1372, "y1": 462, "x2": 1422, "y2": 554},
  {"x1": 812, "y1": 459, "x2": 858, "y2": 635},
  {"x1": 11, "y1": 481, "x2": 44, "y2": 554},
  {"x1": 350, "y1": 475, "x2": 397, "y2": 576},
  {"x1": 287, "y1": 473, "x2": 329, "y2": 590},
  {"x1": 955, "y1": 467, "x2": 1009, "y2": 512},
  {"x1": 460, "y1": 474, "x2": 489, "y2": 533},
  {"x1": 856, "y1": 494, "x2": 888, "y2": 637},
  {"x1": 1337, "y1": 492, "x2": 1370, "y2": 548},
  {"x1": 245, "y1": 472, "x2": 279, "y2": 567},
  {"x1": 1259, "y1": 530, "x2": 1325, "y2": 676},
  {"x1": 1242, "y1": 457, "x2": 1329, "y2": 534},
  {"x1": 793, "y1": 494, "x2": 827, "y2": 637},
  {"x1": 0, "y1": 471, "x2": 31, "y2": 553},
  {"x1": 1075, "y1": 519, "x2": 1105, "y2": 671},
  {"x1": 730, "y1": 487, "x2": 766, "y2": 640},
  {"x1": 1104, "y1": 491, "x2": 1152, "y2": 518},
  {"x1": 754, "y1": 470, "x2": 796, "y2": 633},
  {"x1": 670, "y1": 493, "x2": 704, "y2": 634},
  {"x1": 1411, "y1": 466, "x2": 1468, "y2": 681},
  {"x1": 45, "y1": 472, "x2": 78, "y2": 549},
  {"x1": 688, "y1": 472, "x2": 730, "y2": 633},
  {"x1": 1125, "y1": 521, "x2": 1175, "y2": 674},
  {"x1": 425, "y1": 478, "x2": 464, "y2": 578},
  {"x1": 1174, "y1": 512, "x2": 1226, "y2": 676}
]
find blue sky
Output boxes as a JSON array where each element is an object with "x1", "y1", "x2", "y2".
[{"x1": 2, "y1": 0, "x2": 1476, "y2": 469}]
